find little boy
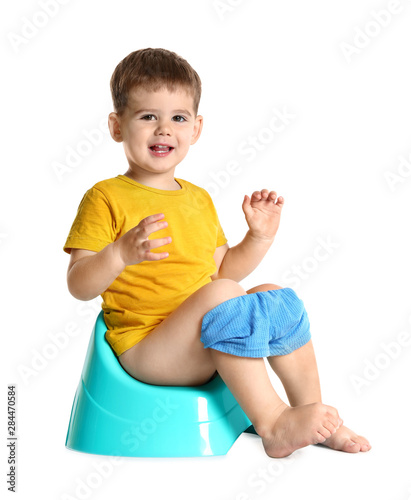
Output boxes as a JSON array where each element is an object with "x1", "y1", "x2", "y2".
[{"x1": 64, "y1": 48, "x2": 370, "y2": 458}]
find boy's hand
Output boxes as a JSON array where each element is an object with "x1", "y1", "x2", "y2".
[
  {"x1": 114, "y1": 213, "x2": 172, "y2": 267},
  {"x1": 242, "y1": 189, "x2": 284, "y2": 242}
]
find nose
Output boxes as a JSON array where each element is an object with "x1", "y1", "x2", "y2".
[{"x1": 154, "y1": 117, "x2": 172, "y2": 136}]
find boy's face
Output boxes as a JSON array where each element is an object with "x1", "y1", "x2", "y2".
[{"x1": 109, "y1": 86, "x2": 203, "y2": 181}]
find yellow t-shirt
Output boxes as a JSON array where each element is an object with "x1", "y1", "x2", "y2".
[{"x1": 64, "y1": 175, "x2": 227, "y2": 356}]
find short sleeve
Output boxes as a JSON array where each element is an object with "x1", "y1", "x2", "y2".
[
  {"x1": 216, "y1": 214, "x2": 227, "y2": 247},
  {"x1": 63, "y1": 187, "x2": 116, "y2": 254},
  {"x1": 204, "y1": 190, "x2": 227, "y2": 247}
]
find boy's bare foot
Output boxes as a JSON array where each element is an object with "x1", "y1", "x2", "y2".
[
  {"x1": 259, "y1": 402, "x2": 342, "y2": 458},
  {"x1": 321, "y1": 425, "x2": 371, "y2": 453}
]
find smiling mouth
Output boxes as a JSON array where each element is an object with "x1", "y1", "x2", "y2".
[{"x1": 150, "y1": 145, "x2": 174, "y2": 152}]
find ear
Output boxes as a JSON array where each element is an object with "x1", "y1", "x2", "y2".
[
  {"x1": 108, "y1": 112, "x2": 123, "y2": 143},
  {"x1": 190, "y1": 115, "x2": 203, "y2": 145}
]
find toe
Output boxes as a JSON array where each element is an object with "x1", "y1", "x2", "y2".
[
  {"x1": 320, "y1": 424, "x2": 371, "y2": 453},
  {"x1": 322, "y1": 421, "x2": 337, "y2": 437},
  {"x1": 342, "y1": 440, "x2": 361, "y2": 453},
  {"x1": 340, "y1": 433, "x2": 371, "y2": 453},
  {"x1": 318, "y1": 427, "x2": 332, "y2": 441},
  {"x1": 315, "y1": 432, "x2": 328, "y2": 444},
  {"x1": 355, "y1": 435, "x2": 371, "y2": 452}
]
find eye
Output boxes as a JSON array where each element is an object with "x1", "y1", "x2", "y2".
[
  {"x1": 173, "y1": 115, "x2": 187, "y2": 123},
  {"x1": 141, "y1": 114, "x2": 156, "y2": 121}
]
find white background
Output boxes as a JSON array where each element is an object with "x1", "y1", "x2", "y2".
[{"x1": 2, "y1": 0, "x2": 411, "y2": 499}]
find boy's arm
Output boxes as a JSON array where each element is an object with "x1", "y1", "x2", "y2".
[
  {"x1": 211, "y1": 189, "x2": 284, "y2": 283},
  {"x1": 67, "y1": 245, "x2": 126, "y2": 301},
  {"x1": 211, "y1": 233, "x2": 274, "y2": 282},
  {"x1": 67, "y1": 213, "x2": 172, "y2": 301}
]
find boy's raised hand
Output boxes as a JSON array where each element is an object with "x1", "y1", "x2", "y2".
[
  {"x1": 114, "y1": 213, "x2": 172, "y2": 267},
  {"x1": 242, "y1": 189, "x2": 284, "y2": 242}
]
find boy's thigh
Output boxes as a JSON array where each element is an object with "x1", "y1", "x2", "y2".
[{"x1": 119, "y1": 279, "x2": 247, "y2": 386}]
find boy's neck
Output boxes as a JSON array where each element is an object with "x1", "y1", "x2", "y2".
[{"x1": 123, "y1": 170, "x2": 181, "y2": 191}]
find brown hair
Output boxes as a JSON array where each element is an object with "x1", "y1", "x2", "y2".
[{"x1": 110, "y1": 48, "x2": 202, "y2": 117}]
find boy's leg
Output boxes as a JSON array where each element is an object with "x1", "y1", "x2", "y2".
[
  {"x1": 206, "y1": 348, "x2": 341, "y2": 458},
  {"x1": 119, "y1": 279, "x2": 247, "y2": 386},
  {"x1": 119, "y1": 278, "x2": 341, "y2": 457},
  {"x1": 247, "y1": 283, "x2": 371, "y2": 453},
  {"x1": 247, "y1": 283, "x2": 322, "y2": 405}
]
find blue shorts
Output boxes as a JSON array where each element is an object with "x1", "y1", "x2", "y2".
[{"x1": 200, "y1": 288, "x2": 311, "y2": 357}]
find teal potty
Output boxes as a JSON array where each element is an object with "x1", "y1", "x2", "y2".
[{"x1": 65, "y1": 311, "x2": 254, "y2": 457}]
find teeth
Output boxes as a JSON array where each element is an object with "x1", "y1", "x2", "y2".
[{"x1": 153, "y1": 145, "x2": 169, "y2": 150}]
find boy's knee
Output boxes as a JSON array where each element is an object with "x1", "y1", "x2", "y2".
[
  {"x1": 211, "y1": 278, "x2": 246, "y2": 299},
  {"x1": 247, "y1": 283, "x2": 283, "y2": 294},
  {"x1": 202, "y1": 279, "x2": 246, "y2": 311}
]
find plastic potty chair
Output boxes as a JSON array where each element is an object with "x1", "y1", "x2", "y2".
[{"x1": 65, "y1": 311, "x2": 255, "y2": 457}]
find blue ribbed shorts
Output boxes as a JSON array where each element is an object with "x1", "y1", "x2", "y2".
[{"x1": 200, "y1": 288, "x2": 311, "y2": 357}]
